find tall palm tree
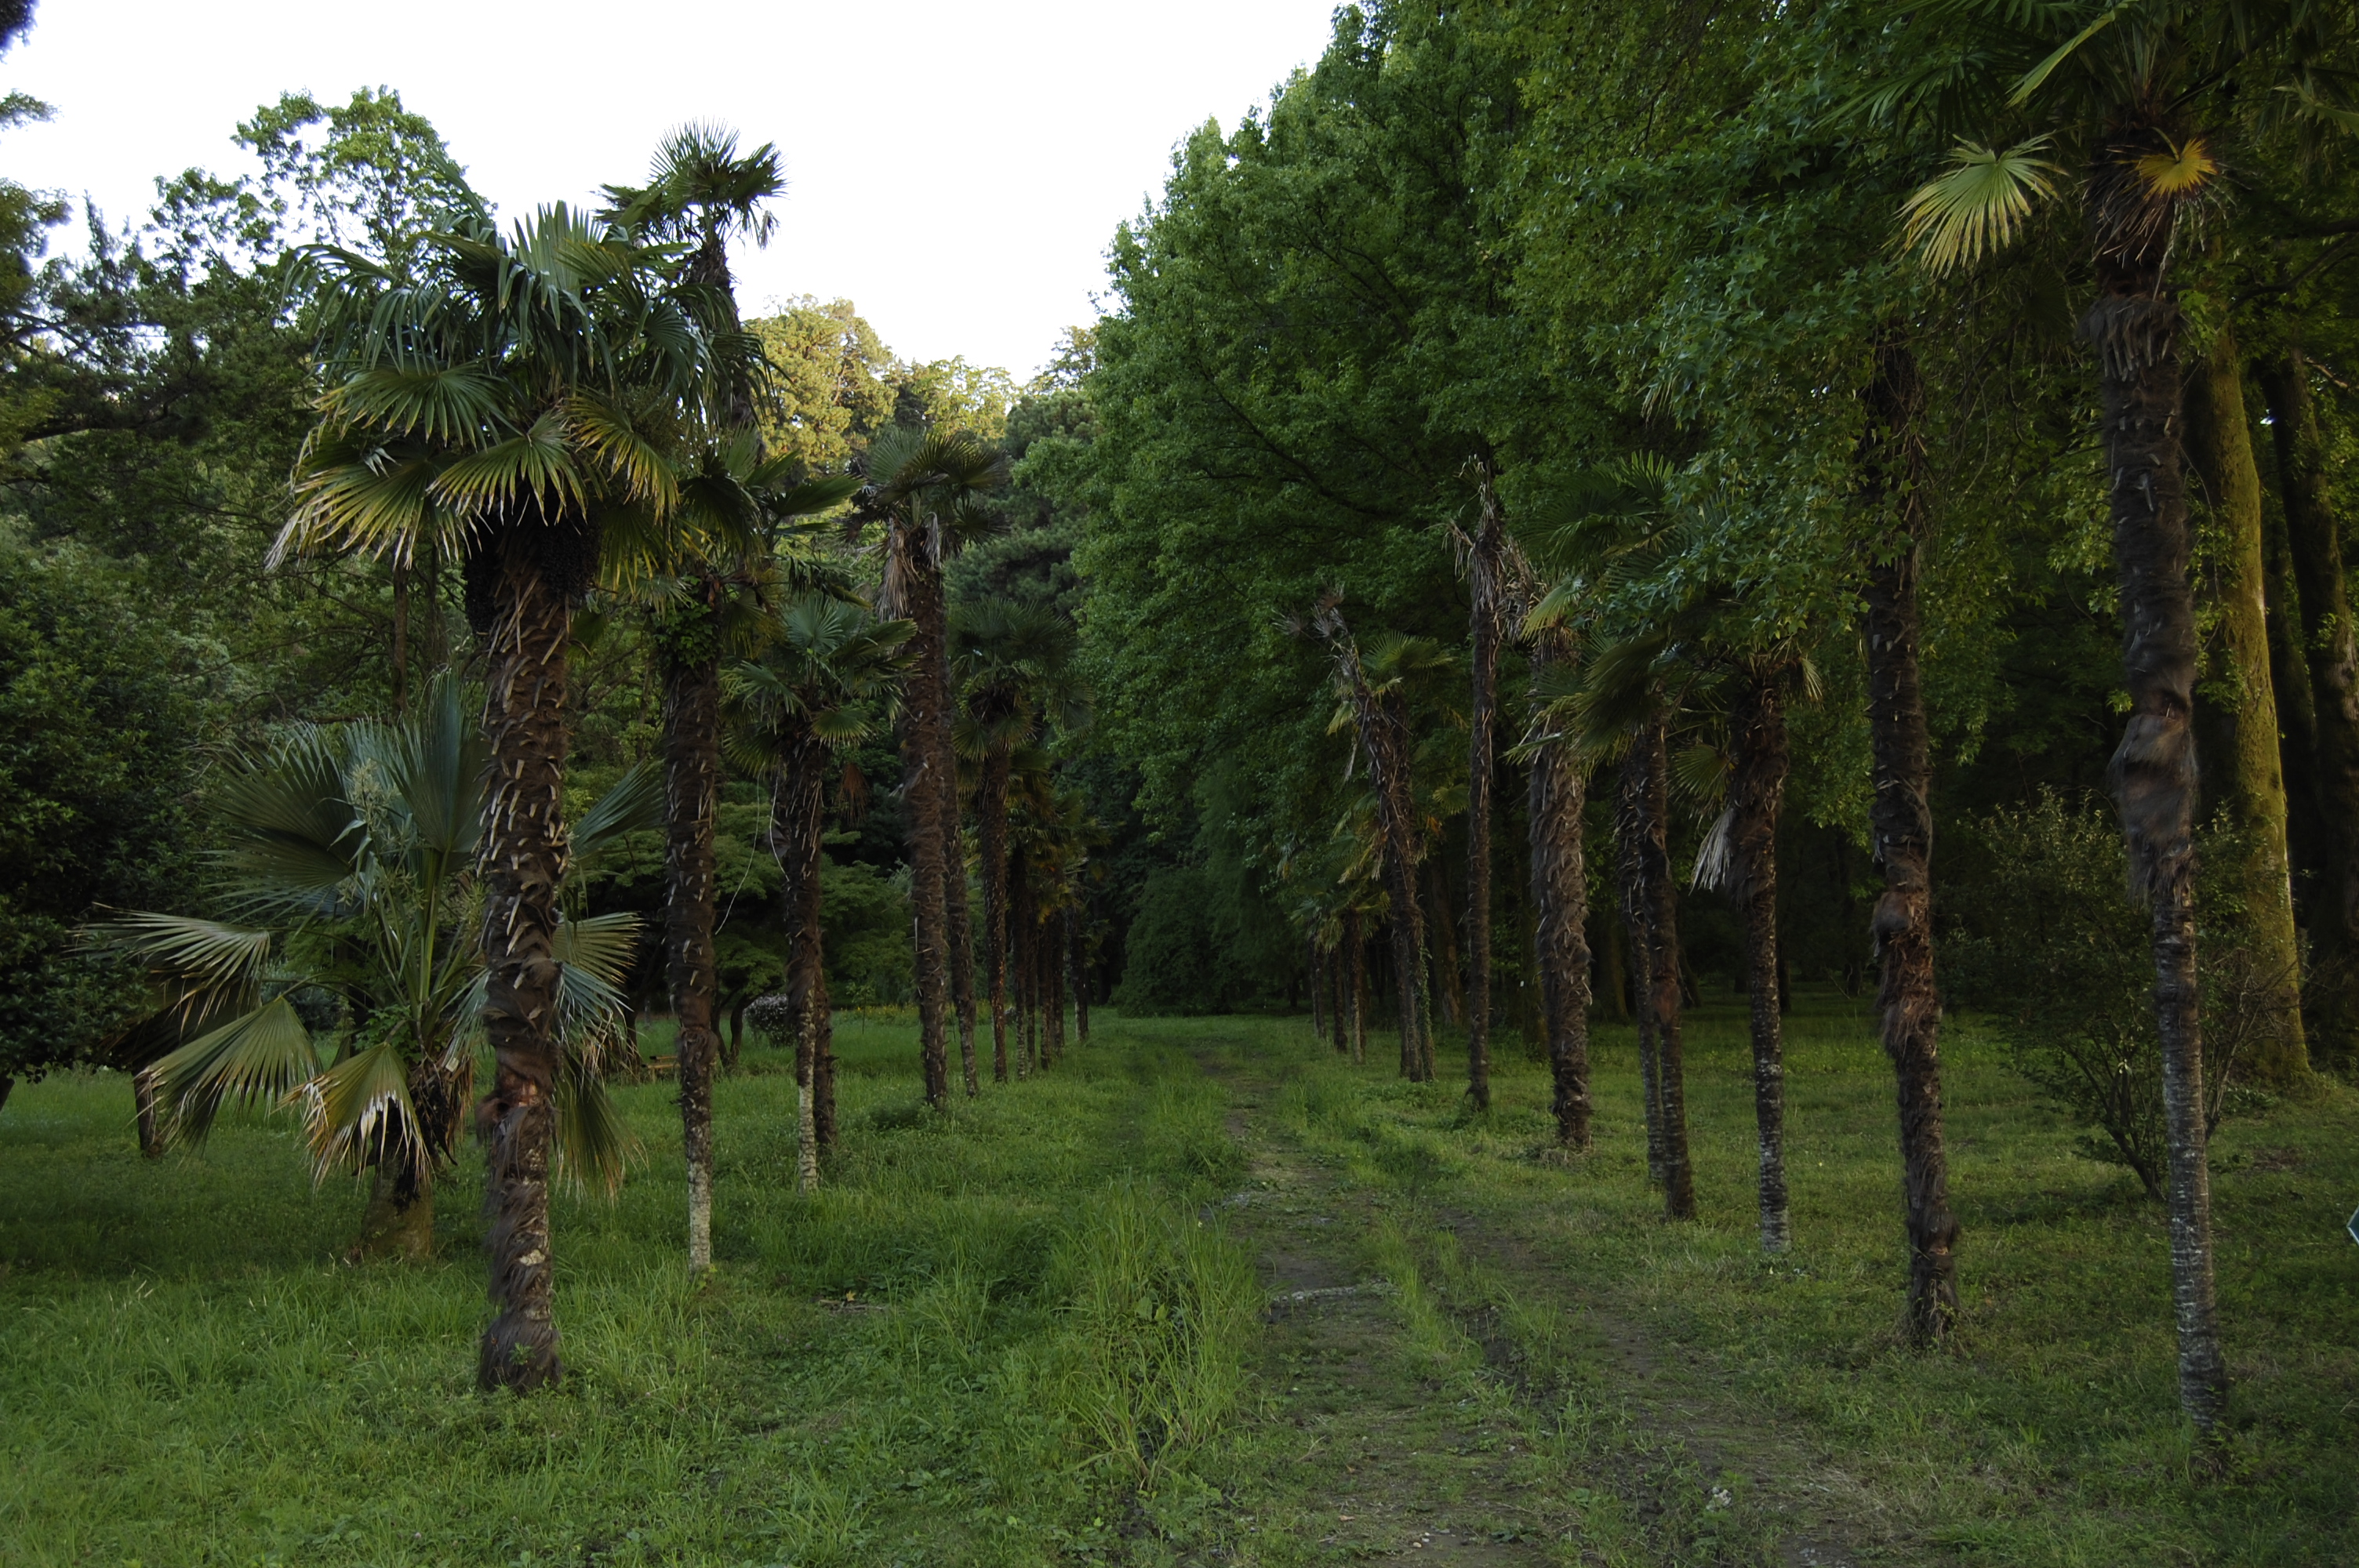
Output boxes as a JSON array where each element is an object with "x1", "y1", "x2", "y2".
[
  {"x1": 95, "y1": 677, "x2": 652, "y2": 1258},
  {"x1": 856, "y1": 425, "x2": 1009, "y2": 1106},
  {"x1": 602, "y1": 124, "x2": 789, "y2": 1272},
  {"x1": 1458, "y1": 456, "x2": 1510, "y2": 1112},
  {"x1": 1866, "y1": 0, "x2": 2350, "y2": 1425},
  {"x1": 283, "y1": 206, "x2": 715, "y2": 1391},
  {"x1": 1519, "y1": 620, "x2": 1594, "y2": 1152},
  {"x1": 726, "y1": 592, "x2": 915, "y2": 1190},
  {"x1": 951, "y1": 597, "x2": 1090, "y2": 1084},
  {"x1": 1312, "y1": 605, "x2": 1456, "y2": 1082}
]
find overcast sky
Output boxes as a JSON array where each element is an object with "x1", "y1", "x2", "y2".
[{"x1": 4, "y1": 0, "x2": 1340, "y2": 379}]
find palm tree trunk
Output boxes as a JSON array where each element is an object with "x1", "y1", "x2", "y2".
[
  {"x1": 1346, "y1": 909, "x2": 1369, "y2": 1064},
  {"x1": 1427, "y1": 859, "x2": 1465, "y2": 1032},
  {"x1": 772, "y1": 728, "x2": 827, "y2": 1189},
  {"x1": 2258, "y1": 343, "x2": 2359, "y2": 1067},
  {"x1": 1466, "y1": 483, "x2": 1503, "y2": 1110},
  {"x1": 1047, "y1": 905, "x2": 1068, "y2": 1065},
  {"x1": 2185, "y1": 325, "x2": 2306, "y2": 1080},
  {"x1": 944, "y1": 794, "x2": 980, "y2": 1098},
  {"x1": 1309, "y1": 936, "x2": 1326, "y2": 1040},
  {"x1": 1618, "y1": 749, "x2": 1664, "y2": 1185},
  {"x1": 135, "y1": 1070, "x2": 164, "y2": 1159},
  {"x1": 1633, "y1": 718, "x2": 1696, "y2": 1221},
  {"x1": 474, "y1": 524, "x2": 575, "y2": 1392},
  {"x1": 896, "y1": 526, "x2": 953, "y2": 1109},
  {"x1": 1528, "y1": 657, "x2": 1592, "y2": 1149},
  {"x1": 1071, "y1": 906, "x2": 1092, "y2": 1044},
  {"x1": 982, "y1": 748, "x2": 1012, "y2": 1083},
  {"x1": 2085, "y1": 262, "x2": 2226, "y2": 1434},
  {"x1": 1859, "y1": 333, "x2": 1961, "y2": 1347},
  {"x1": 661, "y1": 630, "x2": 723, "y2": 1274},
  {"x1": 1731, "y1": 667, "x2": 1791, "y2": 1251}
]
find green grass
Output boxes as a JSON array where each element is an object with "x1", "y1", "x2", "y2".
[
  {"x1": 3, "y1": 996, "x2": 2354, "y2": 1565},
  {"x1": 0, "y1": 1019, "x2": 1252, "y2": 1566},
  {"x1": 1219, "y1": 991, "x2": 2359, "y2": 1564}
]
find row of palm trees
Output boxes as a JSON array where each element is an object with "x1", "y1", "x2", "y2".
[{"x1": 98, "y1": 125, "x2": 1097, "y2": 1392}]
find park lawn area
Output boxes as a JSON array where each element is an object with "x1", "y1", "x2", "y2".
[{"x1": 0, "y1": 994, "x2": 2353, "y2": 1566}]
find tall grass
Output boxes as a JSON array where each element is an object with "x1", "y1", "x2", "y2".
[{"x1": 0, "y1": 1022, "x2": 1260, "y2": 1566}]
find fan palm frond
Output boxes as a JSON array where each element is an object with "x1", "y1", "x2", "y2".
[{"x1": 1899, "y1": 136, "x2": 2060, "y2": 273}]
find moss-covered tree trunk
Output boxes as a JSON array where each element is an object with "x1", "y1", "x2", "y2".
[
  {"x1": 2185, "y1": 325, "x2": 2306, "y2": 1080},
  {"x1": 2258, "y1": 343, "x2": 2359, "y2": 1069}
]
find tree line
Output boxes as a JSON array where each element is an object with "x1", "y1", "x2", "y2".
[{"x1": 1068, "y1": 0, "x2": 2358, "y2": 1449}]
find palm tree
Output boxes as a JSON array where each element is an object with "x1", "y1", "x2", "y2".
[
  {"x1": 1311, "y1": 604, "x2": 1456, "y2": 1082},
  {"x1": 855, "y1": 425, "x2": 1009, "y2": 1107},
  {"x1": 1867, "y1": 0, "x2": 2339, "y2": 1419},
  {"x1": 282, "y1": 206, "x2": 714, "y2": 1391},
  {"x1": 1458, "y1": 457, "x2": 1510, "y2": 1111},
  {"x1": 601, "y1": 124, "x2": 791, "y2": 1272},
  {"x1": 95, "y1": 676, "x2": 651, "y2": 1258},
  {"x1": 725, "y1": 592, "x2": 914, "y2": 1190},
  {"x1": 1518, "y1": 619, "x2": 1594, "y2": 1152},
  {"x1": 951, "y1": 597, "x2": 1090, "y2": 1084}
]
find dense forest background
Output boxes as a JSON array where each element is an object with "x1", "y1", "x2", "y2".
[{"x1": 6, "y1": 1, "x2": 2358, "y2": 1075}]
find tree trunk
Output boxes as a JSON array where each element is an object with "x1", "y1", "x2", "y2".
[
  {"x1": 1071, "y1": 903, "x2": 1092, "y2": 1044},
  {"x1": 1528, "y1": 644, "x2": 1592, "y2": 1150},
  {"x1": 895, "y1": 524, "x2": 953, "y2": 1109},
  {"x1": 1634, "y1": 719, "x2": 1696, "y2": 1221},
  {"x1": 1731, "y1": 667, "x2": 1791, "y2": 1251},
  {"x1": 661, "y1": 628, "x2": 723, "y2": 1275},
  {"x1": 1859, "y1": 333, "x2": 1962, "y2": 1348},
  {"x1": 391, "y1": 554, "x2": 409, "y2": 717},
  {"x1": 1309, "y1": 936, "x2": 1326, "y2": 1040},
  {"x1": 2264, "y1": 502, "x2": 2328, "y2": 932},
  {"x1": 0, "y1": 1076, "x2": 11, "y2": 1116},
  {"x1": 473, "y1": 523, "x2": 575, "y2": 1393},
  {"x1": 356, "y1": 1155, "x2": 434, "y2": 1261},
  {"x1": 982, "y1": 748, "x2": 1012, "y2": 1083},
  {"x1": 771, "y1": 729, "x2": 827, "y2": 1187},
  {"x1": 2085, "y1": 252, "x2": 2226, "y2": 1434},
  {"x1": 1618, "y1": 748, "x2": 1665, "y2": 1185},
  {"x1": 2258, "y1": 343, "x2": 2359, "y2": 1069},
  {"x1": 1466, "y1": 474, "x2": 1505, "y2": 1110},
  {"x1": 1047, "y1": 905, "x2": 1068, "y2": 1066},
  {"x1": 944, "y1": 768, "x2": 980, "y2": 1098},
  {"x1": 1346, "y1": 909, "x2": 1369, "y2": 1064},
  {"x1": 2185, "y1": 325, "x2": 2306, "y2": 1080},
  {"x1": 813, "y1": 956, "x2": 838, "y2": 1152},
  {"x1": 1427, "y1": 858, "x2": 1465, "y2": 1032},
  {"x1": 135, "y1": 1070, "x2": 164, "y2": 1159}
]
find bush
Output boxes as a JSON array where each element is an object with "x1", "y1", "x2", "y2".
[{"x1": 1943, "y1": 791, "x2": 2288, "y2": 1198}]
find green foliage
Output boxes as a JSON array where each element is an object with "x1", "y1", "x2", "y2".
[
  {"x1": 1944, "y1": 793, "x2": 2291, "y2": 1197},
  {"x1": 0, "y1": 537, "x2": 211, "y2": 1083},
  {"x1": 1114, "y1": 869, "x2": 1221, "y2": 1015}
]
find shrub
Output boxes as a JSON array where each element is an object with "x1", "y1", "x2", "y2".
[{"x1": 1943, "y1": 791, "x2": 2288, "y2": 1198}]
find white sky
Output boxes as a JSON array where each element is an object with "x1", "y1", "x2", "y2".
[{"x1": 4, "y1": 0, "x2": 1340, "y2": 379}]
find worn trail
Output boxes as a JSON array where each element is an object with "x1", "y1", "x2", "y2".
[{"x1": 1195, "y1": 1043, "x2": 1895, "y2": 1567}]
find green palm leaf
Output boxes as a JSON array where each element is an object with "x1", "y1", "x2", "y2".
[
  {"x1": 1899, "y1": 137, "x2": 2060, "y2": 274},
  {"x1": 295, "y1": 1039, "x2": 423, "y2": 1178},
  {"x1": 143, "y1": 996, "x2": 318, "y2": 1145},
  {"x1": 570, "y1": 763, "x2": 663, "y2": 866}
]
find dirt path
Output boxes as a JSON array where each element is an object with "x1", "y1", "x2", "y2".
[{"x1": 1197, "y1": 1048, "x2": 1895, "y2": 1567}]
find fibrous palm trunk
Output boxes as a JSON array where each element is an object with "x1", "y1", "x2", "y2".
[
  {"x1": 2185, "y1": 325, "x2": 2306, "y2": 1080},
  {"x1": 1071, "y1": 904, "x2": 1091, "y2": 1044},
  {"x1": 1859, "y1": 334, "x2": 1961, "y2": 1346},
  {"x1": 944, "y1": 783, "x2": 980, "y2": 1097},
  {"x1": 1428, "y1": 859, "x2": 1465, "y2": 1032},
  {"x1": 894, "y1": 523, "x2": 954, "y2": 1109},
  {"x1": 1465, "y1": 473, "x2": 1506, "y2": 1110},
  {"x1": 474, "y1": 521, "x2": 576, "y2": 1392},
  {"x1": 2259, "y1": 343, "x2": 2359, "y2": 1067},
  {"x1": 1345, "y1": 909, "x2": 1369, "y2": 1064},
  {"x1": 1730, "y1": 666, "x2": 1791, "y2": 1251},
  {"x1": 981, "y1": 748, "x2": 1013, "y2": 1083},
  {"x1": 1617, "y1": 750, "x2": 1665, "y2": 1185},
  {"x1": 662, "y1": 618, "x2": 724, "y2": 1273},
  {"x1": 1047, "y1": 904, "x2": 1068, "y2": 1065},
  {"x1": 1528, "y1": 662, "x2": 1592, "y2": 1150},
  {"x1": 2085, "y1": 228, "x2": 2226, "y2": 1432},
  {"x1": 772, "y1": 725, "x2": 827, "y2": 1192},
  {"x1": 1631, "y1": 718, "x2": 1695, "y2": 1220}
]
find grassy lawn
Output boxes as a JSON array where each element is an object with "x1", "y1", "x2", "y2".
[{"x1": 1, "y1": 995, "x2": 2353, "y2": 1564}]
